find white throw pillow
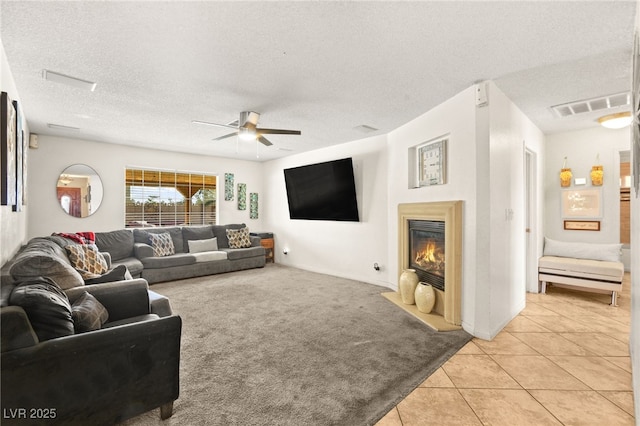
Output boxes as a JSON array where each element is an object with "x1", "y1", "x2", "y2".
[
  {"x1": 543, "y1": 237, "x2": 622, "y2": 262},
  {"x1": 188, "y1": 237, "x2": 218, "y2": 253}
]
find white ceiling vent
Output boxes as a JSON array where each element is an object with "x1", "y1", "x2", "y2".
[{"x1": 551, "y1": 92, "x2": 630, "y2": 118}]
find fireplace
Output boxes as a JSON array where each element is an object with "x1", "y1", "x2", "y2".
[
  {"x1": 409, "y1": 220, "x2": 445, "y2": 291},
  {"x1": 385, "y1": 200, "x2": 463, "y2": 330}
]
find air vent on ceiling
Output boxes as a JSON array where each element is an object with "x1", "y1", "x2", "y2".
[
  {"x1": 551, "y1": 92, "x2": 630, "y2": 118},
  {"x1": 47, "y1": 123, "x2": 80, "y2": 131},
  {"x1": 354, "y1": 124, "x2": 379, "y2": 133}
]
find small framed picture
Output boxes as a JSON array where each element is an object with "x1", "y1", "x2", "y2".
[
  {"x1": 564, "y1": 220, "x2": 601, "y2": 231},
  {"x1": 416, "y1": 138, "x2": 447, "y2": 187}
]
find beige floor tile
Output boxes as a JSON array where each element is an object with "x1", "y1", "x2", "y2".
[
  {"x1": 492, "y1": 355, "x2": 590, "y2": 390},
  {"x1": 457, "y1": 340, "x2": 485, "y2": 354},
  {"x1": 520, "y1": 303, "x2": 559, "y2": 316},
  {"x1": 538, "y1": 302, "x2": 599, "y2": 317},
  {"x1": 559, "y1": 332, "x2": 630, "y2": 357},
  {"x1": 529, "y1": 390, "x2": 635, "y2": 425},
  {"x1": 525, "y1": 315, "x2": 595, "y2": 332},
  {"x1": 441, "y1": 354, "x2": 521, "y2": 389},
  {"x1": 571, "y1": 315, "x2": 631, "y2": 333},
  {"x1": 609, "y1": 332, "x2": 631, "y2": 345},
  {"x1": 504, "y1": 316, "x2": 552, "y2": 332},
  {"x1": 549, "y1": 356, "x2": 633, "y2": 391},
  {"x1": 603, "y1": 356, "x2": 632, "y2": 373},
  {"x1": 374, "y1": 407, "x2": 402, "y2": 426},
  {"x1": 419, "y1": 367, "x2": 454, "y2": 388},
  {"x1": 473, "y1": 332, "x2": 539, "y2": 355},
  {"x1": 511, "y1": 333, "x2": 596, "y2": 356},
  {"x1": 459, "y1": 389, "x2": 562, "y2": 425},
  {"x1": 396, "y1": 388, "x2": 482, "y2": 426},
  {"x1": 599, "y1": 391, "x2": 636, "y2": 416}
]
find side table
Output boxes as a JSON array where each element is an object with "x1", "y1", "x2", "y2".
[{"x1": 250, "y1": 232, "x2": 274, "y2": 263}]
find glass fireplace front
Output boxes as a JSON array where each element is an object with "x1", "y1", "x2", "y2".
[{"x1": 409, "y1": 219, "x2": 445, "y2": 291}]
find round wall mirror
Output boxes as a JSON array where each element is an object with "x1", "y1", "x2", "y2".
[{"x1": 56, "y1": 164, "x2": 103, "y2": 218}]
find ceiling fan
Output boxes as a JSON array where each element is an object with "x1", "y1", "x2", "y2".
[{"x1": 192, "y1": 111, "x2": 301, "y2": 146}]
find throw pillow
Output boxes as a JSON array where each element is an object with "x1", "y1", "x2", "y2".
[
  {"x1": 9, "y1": 276, "x2": 75, "y2": 341},
  {"x1": 149, "y1": 232, "x2": 175, "y2": 257},
  {"x1": 71, "y1": 292, "x2": 109, "y2": 333},
  {"x1": 226, "y1": 227, "x2": 252, "y2": 249},
  {"x1": 188, "y1": 237, "x2": 218, "y2": 253},
  {"x1": 65, "y1": 244, "x2": 109, "y2": 279},
  {"x1": 84, "y1": 264, "x2": 129, "y2": 285}
]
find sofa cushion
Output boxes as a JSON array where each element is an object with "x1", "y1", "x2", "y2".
[
  {"x1": 65, "y1": 244, "x2": 109, "y2": 279},
  {"x1": 111, "y1": 257, "x2": 144, "y2": 277},
  {"x1": 71, "y1": 291, "x2": 109, "y2": 333},
  {"x1": 9, "y1": 277, "x2": 75, "y2": 341},
  {"x1": 149, "y1": 233, "x2": 175, "y2": 256},
  {"x1": 95, "y1": 229, "x2": 134, "y2": 261},
  {"x1": 192, "y1": 251, "x2": 228, "y2": 262},
  {"x1": 182, "y1": 226, "x2": 214, "y2": 252},
  {"x1": 212, "y1": 224, "x2": 245, "y2": 249},
  {"x1": 188, "y1": 237, "x2": 218, "y2": 253},
  {"x1": 226, "y1": 227, "x2": 252, "y2": 249},
  {"x1": 9, "y1": 238, "x2": 84, "y2": 290},
  {"x1": 134, "y1": 227, "x2": 184, "y2": 254},
  {"x1": 543, "y1": 237, "x2": 622, "y2": 262},
  {"x1": 222, "y1": 246, "x2": 265, "y2": 260},
  {"x1": 141, "y1": 253, "x2": 196, "y2": 269},
  {"x1": 83, "y1": 264, "x2": 129, "y2": 285}
]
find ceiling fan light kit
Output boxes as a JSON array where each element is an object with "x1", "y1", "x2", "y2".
[
  {"x1": 193, "y1": 111, "x2": 301, "y2": 147},
  {"x1": 597, "y1": 111, "x2": 633, "y2": 129}
]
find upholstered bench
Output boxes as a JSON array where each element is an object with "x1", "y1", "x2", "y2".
[{"x1": 538, "y1": 238, "x2": 624, "y2": 306}]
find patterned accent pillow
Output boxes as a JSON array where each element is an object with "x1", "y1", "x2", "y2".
[
  {"x1": 226, "y1": 227, "x2": 252, "y2": 249},
  {"x1": 65, "y1": 244, "x2": 109, "y2": 279},
  {"x1": 71, "y1": 291, "x2": 109, "y2": 333},
  {"x1": 149, "y1": 232, "x2": 175, "y2": 257}
]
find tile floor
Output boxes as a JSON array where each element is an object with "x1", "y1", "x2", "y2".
[{"x1": 376, "y1": 273, "x2": 635, "y2": 425}]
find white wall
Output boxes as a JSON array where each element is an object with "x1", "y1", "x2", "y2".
[
  {"x1": 630, "y1": 3, "x2": 639, "y2": 420},
  {"x1": 487, "y1": 82, "x2": 545, "y2": 337},
  {"x1": 387, "y1": 86, "x2": 483, "y2": 335},
  {"x1": 27, "y1": 135, "x2": 264, "y2": 238},
  {"x1": 545, "y1": 127, "x2": 630, "y2": 244},
  {"x1": 262, "y1": 135, "x2": 389, "y2": 287},
  {"x1": 0, "y1": 39, "x2": 29, "y2": 264}
]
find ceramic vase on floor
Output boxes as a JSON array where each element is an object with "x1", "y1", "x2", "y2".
[
  {"x1": 415, "y1": 282, "x2": 436, "y2": 313},
  {"x1": 399, "y1": 269, "x2": 419, "y2": 305}
]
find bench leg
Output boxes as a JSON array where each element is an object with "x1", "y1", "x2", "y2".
[
  {"x1": 540, "y1": 281, "x2": 547, "y2": 294},
  {"x1": 611, "y1": 291, "x2": 618, "y2": 307}
]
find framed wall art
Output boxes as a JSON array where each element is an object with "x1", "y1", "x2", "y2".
[
  {"x1": 224, "y1": 173, "x2": 234, "y2": 201},
  {"x1": 13, "y1": 100, "x2": 24, "y2": 211},
  {"x1": 561, "y1": 188, "x2": 602, "y2": 219},
  {"x1": 1, "y1": 92, "x2": 17, "y2": 206},
  {"x1": 564, "y1": 220, "x2": 601, "y2": 231},
  {"x1": 416, "y1": 137, "x2": 447, "y2": 187},
  {"x1": 237, "y1": 183, "x2": 246, "y2": 210}
]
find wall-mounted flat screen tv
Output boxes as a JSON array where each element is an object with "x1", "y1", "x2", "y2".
[{"x1": 284, "y1": 157, "x2": 359, "y2": 221}]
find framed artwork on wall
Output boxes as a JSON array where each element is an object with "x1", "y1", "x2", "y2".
[
  {"x1": 564, "y1": 220, "x2": 601, "y2": 231},
  {"x1": 561, "y1": 188, "x2": 602, "y2": 219},
  {"x1": 416, "y1": 137, "x2": 447, "y2": 187},
  {"x1": 12, "y1": 100, "x2": 24, "y2": 211},
  {"x1": 1, "y1": 92, "x2": 17, "y2": 207}
]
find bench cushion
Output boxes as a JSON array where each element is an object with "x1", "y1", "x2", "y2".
[{"x1": 538, "y1": 256, "x2": 623, "y2": 282}]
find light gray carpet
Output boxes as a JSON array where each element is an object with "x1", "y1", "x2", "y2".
[{"x1": 123, "y1": 264, "x2": 471, "y2": 426}]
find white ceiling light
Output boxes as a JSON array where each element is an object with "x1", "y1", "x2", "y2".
[
  {"x1": 238, "y1": 128, "x2": 256, "y2": 141},
  {"x1": 597, "y1": 112, "x2": 633, "y2": 129},
  {"x1": 42, "y1": 69, "x2": 97, "y2": 91}
]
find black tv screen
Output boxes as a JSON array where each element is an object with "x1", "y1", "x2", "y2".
[{"x1": 284, "y1": 158, "x2": 359, "y2": 221}]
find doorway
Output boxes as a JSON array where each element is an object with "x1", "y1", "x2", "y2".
[{"x1": 525, "y1": 147, "x2": 538, "y2": 293}]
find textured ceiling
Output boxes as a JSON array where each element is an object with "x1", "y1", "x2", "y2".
[{"x1": 0, "y1": 1, "x2": 636, "y2": 162}]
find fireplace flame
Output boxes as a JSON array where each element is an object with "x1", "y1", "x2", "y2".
[{"x1": 414, "y1": 239, "x2": 445, "y2": 272}]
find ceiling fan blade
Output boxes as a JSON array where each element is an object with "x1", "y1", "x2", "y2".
[
  {"x1": 192, "y1": 120, "x2": 238, "y2": 130},
  {"x1": 213, "y1": 132, "x2": 238, "y2": 141},
  {"x1": 258, "y1": 136, "x2": 273, "y2": 146},
  {"x1": 256, "y1": 128, "x2": 301, "y2": 135}
]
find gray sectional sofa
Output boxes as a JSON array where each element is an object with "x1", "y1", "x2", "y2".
[{"x1": 96, "y1": 223, "x2": 266, "y2": 284}]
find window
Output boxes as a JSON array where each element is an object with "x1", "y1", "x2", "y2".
[{"x1": 125, "y1": 168, "x2": 217, "y2": 227}]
